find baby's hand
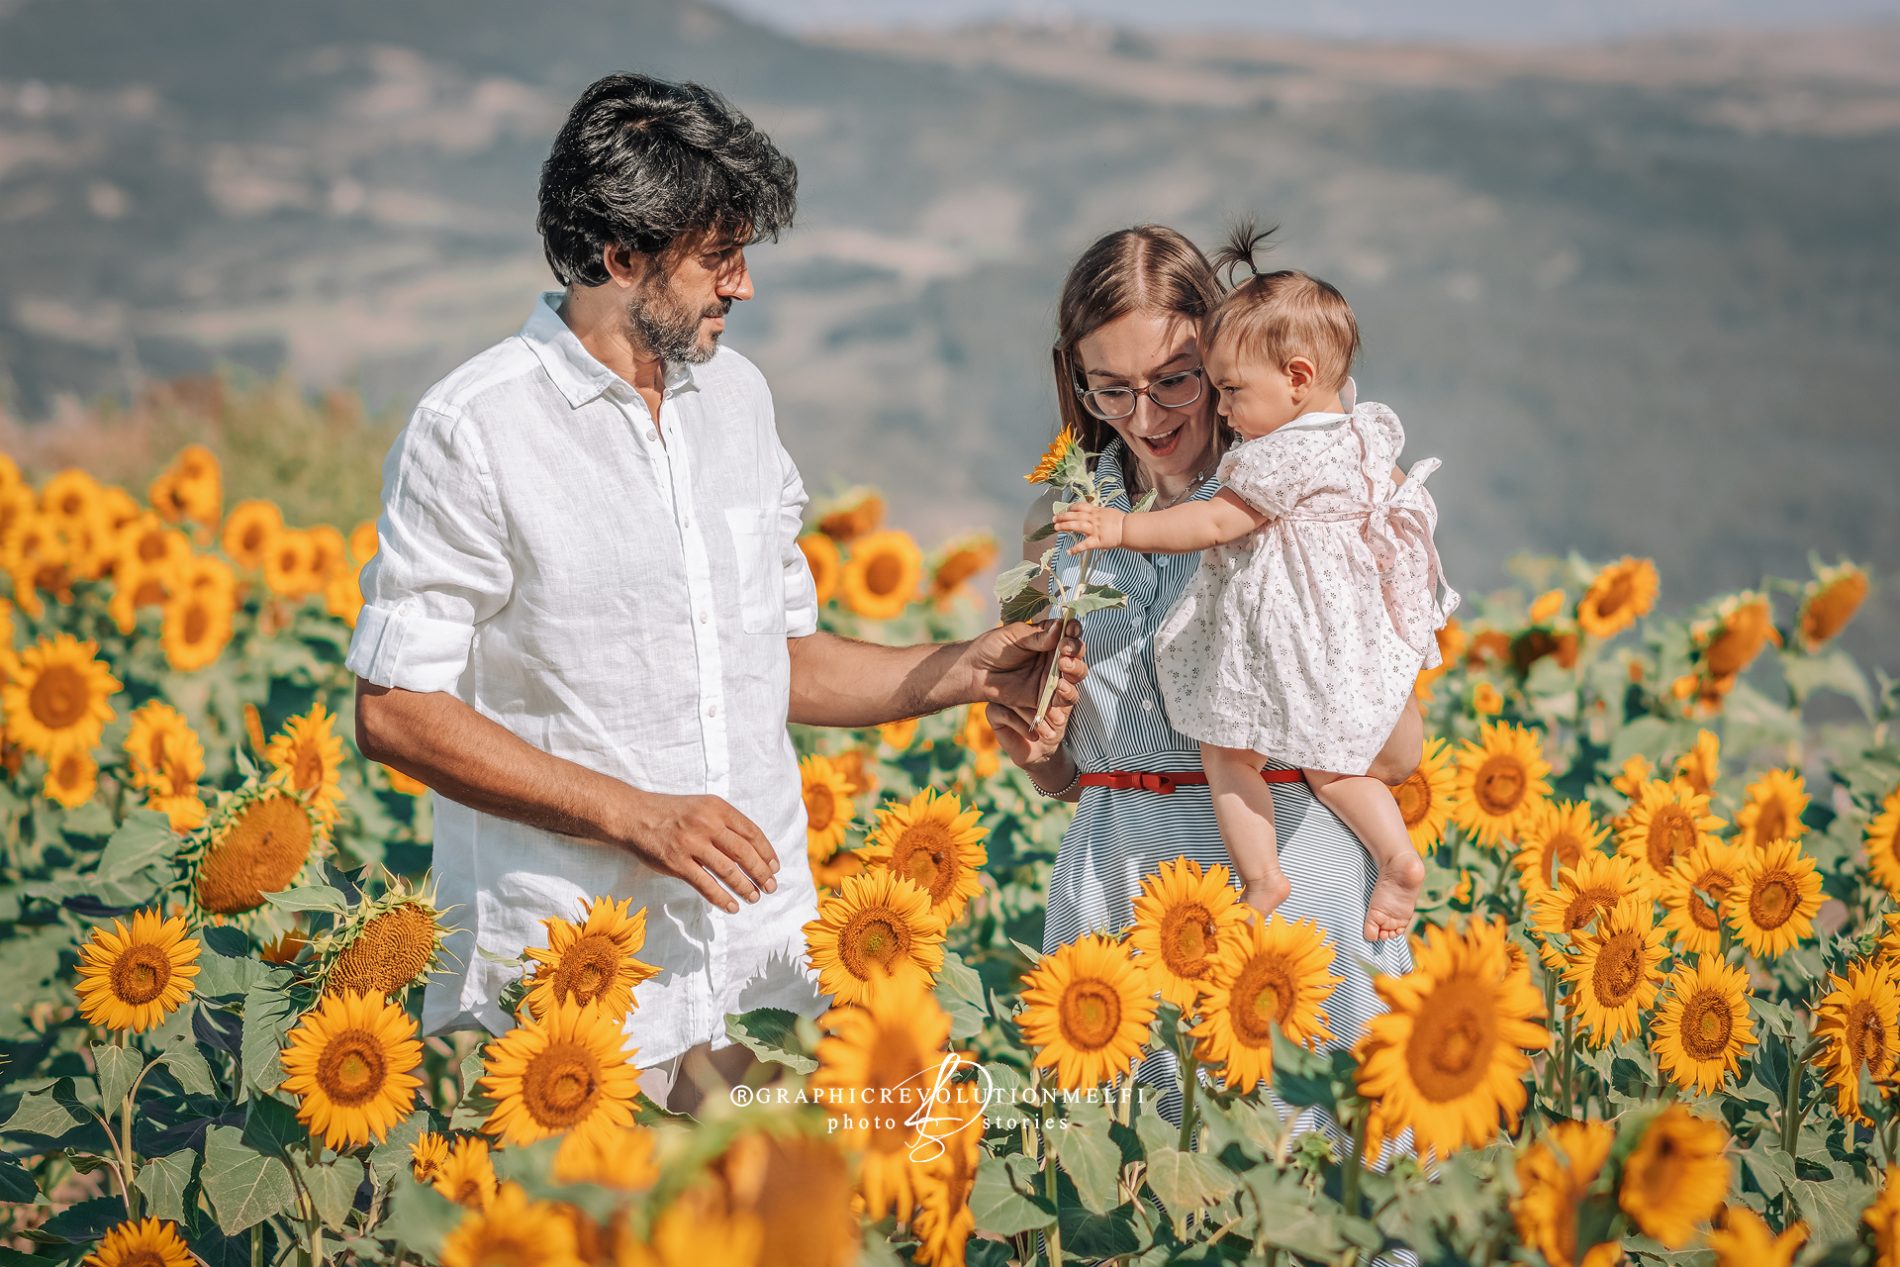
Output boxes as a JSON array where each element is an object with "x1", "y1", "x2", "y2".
[{"x1": 1052, "y1": 504, "x2": 1126, "y2": 553}]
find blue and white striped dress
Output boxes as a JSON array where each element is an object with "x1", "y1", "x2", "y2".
[{"x1": 1039, "y1": 438, "x2": 1415, "y2": 1128}]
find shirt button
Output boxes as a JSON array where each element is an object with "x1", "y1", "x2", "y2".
[
  {"x1": 646, "y1": 428, "x2": 658, "y2": 442},
  {"x1": 1142, "y1": 699, "x2": 1156, "y2": 713},
  {"x1": 697, "y1": 611, "x2": 709, "y2": 625},
  {"x1": 705, "y1": 702, "x2": 719, "y2": 718}
]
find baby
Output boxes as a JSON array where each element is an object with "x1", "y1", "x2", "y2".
[{"x1": 1054, "y1": 223, "x2": 1458, "y2": 941}]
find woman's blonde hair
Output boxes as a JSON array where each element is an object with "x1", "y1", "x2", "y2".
[
  {"x1": 1050, "y1": 225, "x2": 1224, "y2": 454},
  {"x1": 1206, "y1": 219, "x2": 1359, "y2": 391}
]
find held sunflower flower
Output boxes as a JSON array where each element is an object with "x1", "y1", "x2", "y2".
[
  {"x1": 1576, "y1": 556, "x2": 1658, "y2": 639},
  {"x1": 1733, "y1": 768, "x2": 1810, "y2": 852},
  {"x1": 1189, "y1": 914, "x2": 1339, "y2": 1094},
  {"x1": 1657, "y1": 839, "x2": 1746, "y2": 956},
  {"x1": 838, "y1": 529, "x2": 923, "y2": 621},
  {"x1": 1561, "y1": 896, "x2": 1667, "y2": 1048},
  {"x1": 1725, "y1": 838, "x2": 1822, "y2": 958},
  {"x1": 1126, "y1": 856, "x2": 1251, "y2": 1008},
  {"x1": 797, "y1": 533, "x2": 842, "y2": 607},
  {"x1": 1795, "y1": 560, "x2": 1868, "y2": 651},
  {"x1": 1511, "y1": 1121, "x2": 1616, "y2": 1267},
  {"x1": 803, "y1": 869, "x2": 947, "y2": 1005},
  {"x1": 439, "y1": 1182, "x2": 585, "y2": 1267},
  {"x1": 1868, "y1": 787, "x2": 1900, "y2": 899},
  {"x1": 1017, "y1": 933, "x2": 1157, "y2": 1092},
  {"x1": 479, "y1": 998, "x2": 641, "y2": 1146},
  {"x1": 811, "y1": 969, "x2": 953, "y2": 1222},
  {"x1": 278, "y1": 989, "x2": 424, "y2": 1150},
  {"x1": 521, "y1": 895, "x2": 659, "y2": 1022},
  {"x1": 1650, "y1": 957, "x2": 1758, "y2": 1094},
  {"x1": 183, "y1": 779, "x2": 326, "y2": 923},
  {"x1": 74, "y1": 909, "x2": 200, "y2": 1032},
  {"x1": 1615, "y1": 779, "x2": 1725, "y2": 896},
  {"x1": 1391, "y1": 737, "x2": 1456, "y2": 854},
  {"x1": 1813, "y1": 959, "x2": 1900, "y2": 1126},
  {"x1": 1707, "y1": 1206, "x2": 1807, "y2": 1267},
  {"x1": 266, "y1": 700, "x2": 348, "y2": 826},
  {"x1": 860, "y1": 787, "x2": 988, "y2": 926},
  {"x1": 1024, "y1": 426, "x2": 1080, "y2": 486},
  {"x1": 80, "y1": 1217, "x2": 195, "y2": 1267},
  {"x1": 799, "y1": 754, "x2": 855, "y2": 862},
  {"x1": 1451, "y1": 722, "x2": 1553, "y2": 849},
  {"x1": 1617, "y1": 1104, "x2": 1731, "y2": 1249},
  {"x1": 1511, "y1": 799, "x2": 1609, "y2": 897},
  {"x1": 2, "y1": 633, "x2": 121, "y2": 759},
  {"x1": 433, "y1": 1134, "x2": 499, "y2": 1209}
]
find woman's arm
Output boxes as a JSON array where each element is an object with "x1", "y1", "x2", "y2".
[{"x1": 1054, "y1": 489, "x2": 1265, "y2": 555}]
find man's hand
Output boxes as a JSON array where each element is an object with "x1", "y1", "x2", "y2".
[
  {"x1": 1052, "y1": 504, "x2": 1126, "y2": 553},
  {"x1": 967, "y1": 618, "x2": 1085, "y2": 740},
  {"x1": 608, "y1": 789, "x2": 780, "y2": 914}
]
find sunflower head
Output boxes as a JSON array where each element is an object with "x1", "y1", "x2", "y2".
[
  {"x1": 1696, "y1": 591, "x2": 1779, "y2": 679},
  {"x1": 839, "y1": 530, "x2": 923, "y2": 621},
  {"x1": 438, "y1": 1182, "x2": 584, "y2": 1267},
  {"x1": 1725, "y1": 837, "x2": 1822, "y2": 959},
  {"x1": 433, "y1": 1134, "x2": 498, "y2": 1209},
  {"x1": 1617, "y1": 1104, "x2": 1731, "y2": 1249},
  {"x1": 265, "y1": 699, "x2": 347, "y2": 827},
  {"x1": 1657, "y1": 838, "x2": 1745, "y2": 956},
  {"x1": 1511, "y1": 799, "x2": 1609, "y2": 897},
  {"x1": 1, "y1": 633, "x2": 121, "y2": 760},
  {"x1": 278, "y1": 989, "x2": 425, "y2": 1151},
  {"x1": 479, "y1": 998, "x2": 641, "y2": 1147},
  {"x1": 1734, "y1": 768, "x2": 1810, "y2": 852},
  {"x1": 1392, "y1": 737, "x2": 1456, "y2": 854},
  {"x1": 929, "y1": 534, "x2": 999, "y2": 606},
  {"x1": 1814, "y1": 958, "x2": 1900, "y2": 1126},
  {"x1": 182, "y1": 776, "x2": 327, "y2": 927},
  {"x1": 797, "y1": 533, "x2": 842, "y2": 607},
  {"x1": 1616, "y1": 779, "x2": 1725, "y2": 893},
  {"x1": 815, "y1": 489, "x2": 884, "y2": 542},
  {"x1": 80, "y1": 1217, "x2": 195, "y2": 1267},
  {"x1": 1024, "y1": 426, "x2": 1082, "y2": 487},
  {"x1": 1561, "y1": 896, "x2": 1666, "y2": 1048},
  {"x1": 799, "y1": 754, "x2": 856, "y2": 863},
  {"x1": 316, "y1": 881, "x2": 451, "y2": 1000},
  {"x1": 1127, "y1": 856, "x2": 1250, "y2": 1007},
  {"x1": 802, "y1": 868, "x2": 947, "y2": 1006},
  {"x1": 1452, "y1": 722, "x2": 1554, "y2": 849},
  {"x1": 861, "y1": 787, "x2": 988, "y2": 926},
  {"x1": 1796, "y1": 560, "x2": 1868, "y2": 651},
  {"x1": 74, "y1": 908, "x2": 200, "y2": 1032},
  {"x1": 522, "y1": 894, "x2": 659, "y2": 1023},
  {"x1": 1650, "y1": 956, "x2": 1758, "y2": 1095},
  {"x1": 1188, "y1": 913, "x2": 1339, "y2": 1093},
  {"x1": 1017, "y1": 933, "x2": 1158, "y2": 1093},
  {"x1": 1577, "y1": 556, "x2": 1659, "y2": 639}
]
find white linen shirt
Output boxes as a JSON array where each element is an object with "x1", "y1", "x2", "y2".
[{"x1": 346, "y1": 291, "x2": 826, "y2": 1066}]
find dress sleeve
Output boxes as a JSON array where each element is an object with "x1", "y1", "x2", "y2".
[
  {"x1": 345, "y1": 405, "x2": 514, "y2": 693},
  {"x1": 1218, "y1": 434, "x2": 1310, "y2": 518}
]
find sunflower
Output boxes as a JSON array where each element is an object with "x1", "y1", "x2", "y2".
[
  {"x1": 160, "y1": 583, "x2": 235, "y2": 672},
  {"x1": 1673, "y1": 730, "x2": 1721, "y2": 798},
  {"x1": 637, "y1": 1177, "x2": 766, "y2": 1267},
  {"x1": 1697, "y1": 591, "x2": 1779, "y2": 680},
  {"x1": 74, "y1": 909, "x2": 200, "y2": 1032},
  {"x1": 80, "y1": 1218, "x2": 195, "y2": 1267},
  {"x1": 553, "y1": 1120, "x2": 659, "y2": 1190},
  {"x1": 522, "y1": 895, "x2": 660, "y2": 1022},
  {"x1": 955, "y1": 703, "x2": 1001, "y2": 779},
  {"x1": 1355, "y1": 918, "x2": 1548, "y2": 1156},
  {"x1": 43, "y1": 747, "x2": 98, "y2": 809},
  {"x1": 816, "y1": 490, "x2": 884, "y2": 542},
  {"x1": 40, "y1": 467, "x2": 103, "y2": 523},
  {"x1": 878, "y1": 716, "x2": 920, "y2": 751},
  {"x1": 830, "y1": 747, "x2": 875, "y2": 798},
  {"x1": 861, "y1": 787, "x2": 988, "y2": 925},
  {"x1": 1415, "y1": 619, "x2": 1464, "y2": 699},
  {"x1": 480, "y1": 999, "x2": 641, "y2": 1146},
  {"x1": 1471, "y1": 681, "x2": 1502, "y2": 715},
  {"x1": 1650, "y1": 957, "x2": 1757, "y2": 1094},
  {"x1": 910, "y1": 1078, "x2": 985, "y2": 1267},
  {"x1": 1610, "y1": 754, "x2": 1653, "y2": 802},
  {"x1": 1796, "y1": 560, "x2": 1868, "y2": 651},
  {"x1": 1707, "y1": 1206, "x2": 1807, "y2": 1267},
  {"x1": 1451, "y1": 722, "x2": 1553, "y2": 848},
  {"x1": 1734, "y1": 768, "x2": 1810, "y2": 851},
  {"x1": 263, "y1": 700, "x2": 347, "y2": 826},
  {"x1": 799, "y1": 754, "x2": 855, "y2": 862},
  {"x1": 1511, "y1": 1120, "x2": 1615, "y2": 1267},
  {"x1": 839, "y1": 530, "x2": 923, "y2": 621},
  {"x1": 1657, "y1": 839, "x2": 1746, "y2": 956},
  {"x1": 410, "y1": 1130, "x2": 451, "y2": 1185},
  {"x1": 124, "y1": 701, "x2": 192, "y2": 788},
  {"x1": 1873, "y1": 788, "x2": 1900, "y2": 898},
  {"x1": 803, "y1": 869, "x2": 946, "y2": 1005},
  {"x1": 2, "y1": 634, "x2": 120, "y2": 759},
  {"x1": 1814, "y1": 959, "x2": 1900, "y2": 1125},
  {"x1": 1576, "y1": 557, "x2": 1658, "y2": 639},
  {"x1": 439, "y1": 1182, "x2": 585, "y2": 1267},
  {"x1": 810, "y1": 841, "x2": 868, "y2": 894},
  {"x1": 1617, "y1": 1104, "x2": 1730, "y2": 1249},
  {"x1": 1017, "y1": 933, "x2": 1158, "y2": 1092},
  {"x1": 278, "y1": 989, "x2": 424, "y2": 1150},
  {"x1": 325, "y1": 568, "x2": 363, "y2": 628},
  {"x1": 183, "y1": 779, "x2": 325, "y2": 922},
  {"x1": 222, "y1": 498, "x2": 282, "y2": 570},
  {"x1": 1561, "y1": 897, "x2": 1666, "y2": 1048},
  {"x1": 1868, "y1": 1168, "x2": 1900, "y2": 1267},
  {"x1": 150, "y1": 444, "x2": 222, "y2": 528},
  {"x1": 797, "y1": 533, "x2": 842, "y2": 607},
  {"x1": 1725, "y1": 838, "x2": 1822, "y2": 958},
  {"x1": 1189, "y1": 914, "x2": 1339, "y2": 1093},
  {"x1": 1529, "y1": 851, "x2": 1644, "y2": 947},
  {"x1": 1392, "y1": 737, "x2": 1456, "y2": 854},
  {"x1": 434, "y1": 1134, "x2": 499, "y2": 1209},
  {"x1": 1024, "y1": 426, "x2": 1079, "y2": 486},
  {"x1": 1616, "y1": 779, "x2": 1725, "y2": 895},
  {"x1": 812, "y1": 970, "x2": 952, "y2": 1222},
  {"x1": 930, "y1": 534, "x2": 998, "y2": 606},
  {"x1": 264, "y1": 527, "x2": 323, "y2": 598},
  {"x1": 307, "y1": 524, "x2": 348, "y2": 580},
  {"x1": 1511, "y1": 799, "x2": 1609, "y2": 897},
  {"x1": 1528, "y1": 588, "x2": 1567, "y2": 625},
  {"x1": 1127, "y1": 856, "x2": 1251, "y2": 1007},
  {"x1": 319, "y1": 887, "x2": 449, "y2": 1000}
]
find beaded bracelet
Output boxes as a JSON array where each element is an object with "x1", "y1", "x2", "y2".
[{"x1": 1028, "y1": 762, "x2": 1080, "y2": 799}]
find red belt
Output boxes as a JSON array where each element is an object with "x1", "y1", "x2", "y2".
[{"x1": 1077, "y1": 769, "x2": 1304, "y2": 794}]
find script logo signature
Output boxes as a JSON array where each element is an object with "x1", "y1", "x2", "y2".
[{"x1": 896, "y1": 1053, "x2": 993, "y2": 1163}]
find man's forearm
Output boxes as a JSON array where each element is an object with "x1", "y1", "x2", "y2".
[{"x1": 785, "y1": 631, "x2": 977, "y2": 727}]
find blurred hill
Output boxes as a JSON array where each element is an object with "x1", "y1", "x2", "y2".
[{"x1": 0, "y1": 0, "x2": 1895, "y2": 664}]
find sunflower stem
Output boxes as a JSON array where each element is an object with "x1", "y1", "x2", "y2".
[
  {"x1": 1560, "y1": 1006, "x2": 1577, "y2": 1118},
  {"x1": 1341, "y1": 1108, "x2": 1368, "y2": 1219},
  {"x1": 1779, "y1": 1032, "x2": 1804, "y2": 1156},
  {"x1": 1176, "y1": 1039, "x2": 1199, "y2": 1155},
  {"x1": 1043, "y1": 1116, "x2": 1062, "y2": 1266}
]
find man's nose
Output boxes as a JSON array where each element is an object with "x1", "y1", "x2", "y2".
[{"x1": 719, "y1": 253, "x2": 754, "y2": 302}]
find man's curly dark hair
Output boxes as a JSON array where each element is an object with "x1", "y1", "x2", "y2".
[{"x1": 536, "y1": 74, "x2": 798, "y2": 287}]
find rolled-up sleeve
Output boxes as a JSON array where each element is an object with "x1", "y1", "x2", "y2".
[
  {"x1": 346, "y1": 405, "x2": 512, "y2": 692},
  {"x1": 773, "y1": 432, "x2": 819, "y2": 639}
]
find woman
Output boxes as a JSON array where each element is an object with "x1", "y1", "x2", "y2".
[{"x1": 989, "y1": 225, "x2": 1424, "y2": 1125}]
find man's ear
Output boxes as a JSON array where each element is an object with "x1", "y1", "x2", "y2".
[{"x1": 600, "y1": 242, "x2": 647, "y2": 289}]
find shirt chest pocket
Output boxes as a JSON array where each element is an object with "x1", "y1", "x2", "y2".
[{"x1": 723, "y1": 505, "x2": 787, "y2": 635}]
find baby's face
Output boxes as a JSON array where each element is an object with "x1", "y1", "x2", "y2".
[{"x1": 1206, "y1": 343, "x2": 1300, "y2": 440}]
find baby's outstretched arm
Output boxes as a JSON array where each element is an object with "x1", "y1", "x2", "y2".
[{"x1": 1053, "y1": 490, "x2": 1265, "y2": 556}]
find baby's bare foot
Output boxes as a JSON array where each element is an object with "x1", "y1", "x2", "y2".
[
  {"x1": 1242, "y1": 872, "x2": 1292, "y2": 922},
  {"x1": 1364, "y1": 850, "x2": 1426, "y2": 942}
]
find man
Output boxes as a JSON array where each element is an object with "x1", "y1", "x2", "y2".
[{"x1": 348, "y1": 74, "x2": 1083, "y2": 1114}]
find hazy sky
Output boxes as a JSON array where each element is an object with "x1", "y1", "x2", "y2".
[{"x1": 712, "y1": 0, "x2": 1900, "y2": 41}]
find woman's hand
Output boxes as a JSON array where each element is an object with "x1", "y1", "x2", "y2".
[
  {"x1": 988, "y1": 696, "x2": 1076, "y2": 786},
  {"x1": 1053, "y1": 504, "x2": 1125, "y2": 553}
]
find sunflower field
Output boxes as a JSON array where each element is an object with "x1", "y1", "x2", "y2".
[{"x1": 2, "y1": 388, "x2": 1899, "y2": 1267}]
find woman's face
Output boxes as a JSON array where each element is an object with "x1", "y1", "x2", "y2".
[{"x1": 1073, "y1": 310, "x2": 1221, "y2": 483}]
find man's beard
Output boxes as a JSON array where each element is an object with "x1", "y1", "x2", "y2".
[{"x1": 626, "y1": 275, "x2": 729, "y2": 366}]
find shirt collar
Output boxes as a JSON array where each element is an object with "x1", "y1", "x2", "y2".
[{"x1": 518, "y1": 290, "x2": 698, "y2": 409}]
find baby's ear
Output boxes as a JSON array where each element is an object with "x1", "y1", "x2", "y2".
[{"x1": 1284, "y1": 356, "x2": 1317, "y2": 391}]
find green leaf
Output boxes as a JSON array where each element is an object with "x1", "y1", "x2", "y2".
[
  {"x1": 35, "y1": 1196, "x2": 124, "y2": 1242},
  {"x1": 1129, "y1": 489, "x2": 1158, "y2": 513},
  {"x1": 934, "y1": 951, "x2": 990, "y2": 1042},
  {"x1": 1789, "y1": 1176, "x2": 1873, "y2": 1244},
  {"x1": 240, "y1": 980, "x2": 297, "y2": 1097},
  {"x1": 1058, "y1": 1102, "x2": 1123, "y2": 1215},
  {"x1": 0, "y1": 1155, "x2": 39, "y2": 1203},
  {"x1": 135, "y1": 1150, "x2": 198, "y2": 1222},
  {"x1": 380, "y1": 1174, "x2": 463, "y2": 1258},
  {"x1": 1143, "y1": 1146, "x2": 1238, "y2": 1214},
  {"x1": 200, "y1": 1124, "x2": 298, "y2": 1233},
  {"x1": 725, "y1": 1007, "x2": 818, "y2": 1075},
  {"x1": 994, "y1": 559, "x2": 1044, "y2": 603},
  {"x1": 95, "y1": 810, "x2": 178, "y2": 879},
  {"x1": 0, "y1": 1078, "x2": 91, "y2": 1143},
  {"x1": 241, "y1": 1094, "x2": 309, "y2": 1158},
  {"x1": 450, "y1": 1046, "x2": 491, "y2": 1133},
  {"x1": 92, "y1": 1042, "x2": 144, "y2": 1109},
  {"x1": 1269, "y1": 1031, "x2": 1337, "y2": 1112},
  {"x1": 1063, "y1": 585, "x2": 1129, "y2": 617},
  {"x1": 262, "y1": 885, "x2": 350, "y2": 915},
  {"x1": 1000, "y1": 585, "x2": 1052, "y2": 626},
  {"x1": 298, "y1": 1155, "x2": 366, "y2": 1230},
  {"x1": 1059, "y1": 1201, "x2": 1144, "y2": 1257},
  {"x1": 368, "y1": 1111, "x2": 427, "y2": 1188},
  {"x1": 1026, "y1": 518, "x2": 1057, "y2": 543},
  {"x1": 969, "y1": 1152, "x2": 1055, "y2": 1237},
  {"x1": 1783, "y1": 646, "x2": 1873, "y2": 715},
  {"x1": 194, "y1": 950, "x2": 268, "y2": 1000},
  {"x1": 160, "y1": 1034, "x2": 218, "y2": 1097}
]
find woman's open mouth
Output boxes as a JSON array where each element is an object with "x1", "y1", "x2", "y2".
[{"x1": 1137, "y1": 424, "x2": 1185, "y2": 458}]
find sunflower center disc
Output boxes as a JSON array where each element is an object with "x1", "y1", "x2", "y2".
[
  {"x1": 1395, "y1": 777, "x2": 1429, "y2": 827},
  {"x1": 1543, "y1": 834, "x2": 1582, "y2": 888},
  {"x1": 1476, "y1": 758, "x2": 1525, "y2": 816},
  {"x1": 1754, "y1": 803, "x2": 1786, "y2": 844},
  {"x1": 847, "y1": 913, "x2": 904, "y2": 977},
  {"x1": 1682, "y1": 992, "x2": 1732, "y2": 1060},
  {"x1": 1648, "y1": 808, "x2": 1695, "y2": 872},
  {"x1": 1751, "y1": 876, "x2": 1793, "y2": 928},
  {"x1": 1565, "y1": 889, "x2": 1614, "y2": 934},
  {"x1": 525, "y1": 1044, "x2": 601, "y2": 1128},
  {"x1": 111, "y1": 944, "x2": 171, "y2": 1005},
  {"x1": 1234, "y1": 960, "x2": 1292, "y2": 1045},
  {"x1": 183, "y1": 602, "x2": 210, "y2": 643},
  {"x1": 557, "y1": 934, "x2": 620, "y2": 1004},
  {"x1": 1850, "y1": 1004, "x2": 1887, "y2": 1071},
  {"x1": 118, "y1": 1249, "x2": 166, "y2": 1267},
  {"x1": 1408, "y1": 982, "x2": 1494, "y2": 1102},
  {"x1": 1592, "y1": 935, "x2": 1641, "y2": 1005},
  {"x1": 320, "y1": 1032, "x2": 387, "y2": 1105},
  {"x1": 294, "y1": 744, "x2": 325, "y2": 792},
  {"x1": 1062, "y1": 981, "x2": 1122, "y2": 1050},
  {"x1": 901, "y1": 849, "x2": 946, "y2": 901},
  {"x1": 29, "y1": 665, "x2": 88, "y2": 729},
  {"x1": 805, "y1": 785, "x2": 835, "y2": 831},
  {"x1": 866, "y1": 555, "x2": 904, "y2": 596},
  {"x1": 1161, "y1": 906, "x2": 1211, "y2": 977},
  {"x1": 1690, "y1": 879, "x2": 1728, "y2": 931}
]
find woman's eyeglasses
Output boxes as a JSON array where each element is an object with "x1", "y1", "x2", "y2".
[{"x1": 1076, "y1": 367, "x2": 1204, "y2": 421}]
